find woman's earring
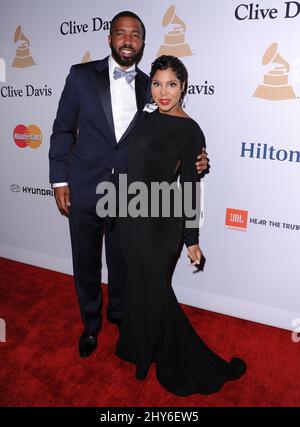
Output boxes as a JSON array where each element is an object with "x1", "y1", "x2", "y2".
[
  {"x1": 182, "y1": 94, "x2": 188, "y2": 109},
  {"x1": 181, "y1": 83, "x2": 188, "y2": 108}
]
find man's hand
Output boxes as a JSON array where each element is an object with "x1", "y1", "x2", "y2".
[
  {"x1": 187, "y1": 244, "x2": 202, "y2": 266},
  {"x1": 196, "y1": 149, "x2": 209, "y2": 174},
  {"x1": 54, "y1": 186, "x2": 70, "y2": 215}
]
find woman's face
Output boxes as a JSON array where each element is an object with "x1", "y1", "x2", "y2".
[{"x1": 151, "y1": 68, "x2": 184, "y2": 113}]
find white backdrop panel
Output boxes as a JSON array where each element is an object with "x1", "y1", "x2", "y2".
[{"x1": 1, "y1": 0, "x2": 299, "y2": 331}]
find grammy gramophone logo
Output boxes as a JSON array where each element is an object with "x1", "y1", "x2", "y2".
[
  {"x1": 157, "y1": 5, "x2": 192, "y2": 58},
  {"x1": 253, "y1": 42, "x2": 296, "y2": 100},
  {"x1": 12, "y1": 25, "x2": 35, "y2": 68}
]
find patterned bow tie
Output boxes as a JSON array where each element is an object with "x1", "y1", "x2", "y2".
[{"x1": 113, "y1": 67, "x2": 137, "y2": 84}]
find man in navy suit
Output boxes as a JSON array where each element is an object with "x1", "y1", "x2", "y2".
[{"x1": 49, "y1": 11, "x2": 208, "y2": 358}]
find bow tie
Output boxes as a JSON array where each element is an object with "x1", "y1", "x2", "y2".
[{"x1": 113, "y1": 67, "x2": 137, "y2": 84}]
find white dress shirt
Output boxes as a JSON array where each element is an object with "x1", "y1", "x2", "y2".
[
  {"x1": 108, "y1": 55, "x2": 137, "y2": 143},
  {"x1": 52, "y1": 55, "x2": 138, "y2": 188}
]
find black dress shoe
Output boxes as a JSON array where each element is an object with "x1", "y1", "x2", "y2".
[
  {"x1": 135, "y1": 366, "x2": 149, "y2": 381},
  {"x1": 106, "y1": 312, "x2": 122, "y2": 329},
  {"x1": 79, "y1": 331, "x2": 98, "y2": 358}
]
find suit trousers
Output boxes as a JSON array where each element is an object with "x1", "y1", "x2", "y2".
[{"x1": 69, "y1": 202, "x2": 127, "y2": 334}]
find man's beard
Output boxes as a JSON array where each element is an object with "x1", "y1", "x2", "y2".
[{"x1": 111, "y1": 44, "x2": 144, "y2": 67}]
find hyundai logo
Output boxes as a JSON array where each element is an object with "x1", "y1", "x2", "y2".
[{"x1": 10, "y1": 184, "x2": 21, "y2": 192}]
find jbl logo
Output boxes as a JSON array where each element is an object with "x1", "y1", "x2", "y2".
[{"x1": 225, "y1": 208, "x2": 248, "y2": 229}]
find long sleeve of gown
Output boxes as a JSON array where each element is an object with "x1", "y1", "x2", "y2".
[{"x1": 179, "y1": 122, "x2": 206, "y2": 248}]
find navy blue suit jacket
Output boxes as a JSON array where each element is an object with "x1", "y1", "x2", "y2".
[{"x1": 49, "y1": 56, "x2": 149, "y2": 207}]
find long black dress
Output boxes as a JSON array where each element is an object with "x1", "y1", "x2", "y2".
[{"x1": 116, "y1": 110, "x2": 246, "y2": 396}]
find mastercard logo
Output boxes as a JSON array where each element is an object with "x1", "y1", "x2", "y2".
[{"x1": 13, "y1": 124, "x2": 42, "y2": 149}]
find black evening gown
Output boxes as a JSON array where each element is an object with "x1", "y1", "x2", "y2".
[{"x1": 116, "y1": 110, "x2": 246, "y2": 396}]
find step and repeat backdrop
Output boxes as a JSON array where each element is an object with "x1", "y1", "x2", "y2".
[{"x1": 1, "y1": 0, "x2": 299, "y2": 330}]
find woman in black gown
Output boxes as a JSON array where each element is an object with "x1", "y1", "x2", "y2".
[{"x1": 116, "y1": 56, "x2": 246, "y2": 396}]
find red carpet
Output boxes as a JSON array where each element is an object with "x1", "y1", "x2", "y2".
[{"x1": 0, "y1": 257, "x2": 299, "y2": 407}]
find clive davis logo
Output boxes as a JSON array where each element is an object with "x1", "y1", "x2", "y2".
[
  {"x1": 157, "y1": 5, "x2": 192, "y2": 58},
  {"x1": 225, "y1": 208, "x2": 248, "y2": 231},
  {"x1": 13, "y1": 124, "x2": 42, "y2": 149},
  {"x1": 253, "y1": 42, "x2": 296, "y2": 100},
  {"x1": 12, "y1": 25, "x2": 35, "y2": 68}
]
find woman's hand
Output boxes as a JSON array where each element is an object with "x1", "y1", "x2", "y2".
[
  {"x1": 196, "y1": 149, "x2": 209, "y2": 174},
  {"x1": 187, "y1": 244, "x2": 202, "y2": 266}
]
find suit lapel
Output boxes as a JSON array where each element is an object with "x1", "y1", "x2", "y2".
[
  {"x1": 135, "y1": 69, "x2": 147, "y2": 112},
  {"x1": 95, "y1": 58, "x2": 116, "y2": 145}
]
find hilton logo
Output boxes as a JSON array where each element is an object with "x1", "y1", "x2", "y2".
[
  {"x1": 240, "y1": 142, "x2": 300, "y2": 163},
  {"x1": 157, "y1": 5, "x2": 192, "y2": 58}
]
